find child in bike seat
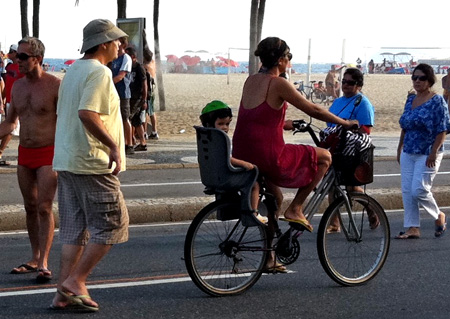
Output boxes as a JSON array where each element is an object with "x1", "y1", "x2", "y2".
[{"x1": 200, "y1": 100, "x2": 268, "y2": 224}]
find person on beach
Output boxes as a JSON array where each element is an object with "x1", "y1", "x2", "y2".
[
  {"x1": 232, "y1": 37, "x2": 357, "y2": 270},
  {"x1": 325, "y1": 65, "x2": 340, "y2": 100},
  {"x1": 50, "y1": 19, "x2": 129, "y2": 312},
  {"x1": 0, "y1": 44, "x2": 24, "y2": 160},
  {"x1": 110, "y1": 37, "x2": 134, "y2": 155},
  {"x1": 396, "y1": 63, "x2": 450, "y2": 239},
  {"x1": 0, "y1": 37, "x2": 60, "y2": 283},
  {"x1": 125, "y1": 46, "x2": 147, "y2": 151},
  {"x1": 141, "y1": 31, "x2": 159, "y2": 140},
  {"x1": 199, "y1": 100, "x2": 268, "y2": 224}
]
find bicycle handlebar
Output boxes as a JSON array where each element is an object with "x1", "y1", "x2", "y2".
[
  {"x1": 292, "y1": 119, "x2": 360, "y2": 147},
  {"x1": 292, "y1": 119, "x2": 321, "y2": 146}
]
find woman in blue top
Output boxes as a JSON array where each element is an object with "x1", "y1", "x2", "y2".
[
  {"x1": 396, "y1": 63, "x2": 450, "y2": 239},
  {"x1": 326, "y1": 68, "x2": 377, "y2": 233},
  {"x1": 327, "y1": 68, "x2": 374, "y2": 134}
]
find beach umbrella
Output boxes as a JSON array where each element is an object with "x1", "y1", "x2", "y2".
[
  {"x1": 165, "y1": 54, "x2": 178, "y2": 63},
  {"x1": 64, "y1": 59, "x2": 76, "y2": 65},
  {"x1": 179, "y1": 55, "x2": 201, "y2": 66},
  {"x1": 216, "y1": 56, "x2": 239, "y2": 67},
  {"x1": 228, "y1": 59, "x2": 239, "y2": 67}
]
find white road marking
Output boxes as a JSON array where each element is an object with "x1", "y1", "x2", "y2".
[
  {"x1": 120, "y1": 171, "x2": 450, "y2": 188},
  {"x1": 374, "y1": 171, "x2": 450, "y2": 177},
  {"x1": 121, "y1": 181, "x2": 202, "y2": 187},
  {"x1": 0, "y1": 277, "x2": 192, "y2": 298}
]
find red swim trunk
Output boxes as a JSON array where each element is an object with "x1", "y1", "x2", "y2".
[{"x1": 18, "y1": 145, "x2": 55, "y2": 169}]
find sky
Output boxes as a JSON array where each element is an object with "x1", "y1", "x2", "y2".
[{"x1": 1, "y1": 0, "x2": 449, "y2": 64}]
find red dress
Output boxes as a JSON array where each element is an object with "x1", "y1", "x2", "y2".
[{"x1": 232, "y1": 99, "x2": 317, "y2": 188}]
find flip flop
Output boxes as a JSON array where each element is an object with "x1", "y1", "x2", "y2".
[
  {"x1": 279, "y1": 217, "x2": 313, "y2": 232},
  {"x1": 263, "y1": 262, "x2": 288, "y2": 274},
  {"x1": 36, "y1": 268, "x2": 53, "y2": 283},
  {"x1": 395, "y1": 231, "x2": 420, "y2": 239},
  {"x1": 48, "y1": 303, "x2": 84, "y2": 311},
  {"x1": 435, "y1": 221, "x2": 447, "y2": 238},
  {"x1": 10, "y1": 263, "x2": 38, "y2": 274},
  {"x1": 57, "y1": 289, "x2": 99, "y2": 312}
]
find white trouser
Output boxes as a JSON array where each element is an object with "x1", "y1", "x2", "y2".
[{"x1": 400, "y1": 151, "x2": 443, "y2": 227}]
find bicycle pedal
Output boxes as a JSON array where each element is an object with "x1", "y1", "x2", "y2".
[{"x1": 289, "y1": 222, "x2": 306, "y2": 232}]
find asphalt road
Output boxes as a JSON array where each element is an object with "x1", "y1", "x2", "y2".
[
  {"x1": 1, "y1": 159, "x2": 450, "y2": 205},
  {"x1": 0, "y1": 209, "x2": 449, "y2": 319}
]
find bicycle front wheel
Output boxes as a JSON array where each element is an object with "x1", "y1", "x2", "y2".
[
  {"x1": 184, "y1": 201, "x2": 268, "y2": 296},
  {"x1": 317, "y1": 192, "x2": 390, "y2": 286}
]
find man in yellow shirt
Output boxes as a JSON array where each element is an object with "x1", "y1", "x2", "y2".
[{"x1": 51, "y1": 19, "x2": 129, "y2": 312}]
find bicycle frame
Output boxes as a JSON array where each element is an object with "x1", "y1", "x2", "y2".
[{"x1": 290, "y1": 120, "x2": 363, "y2": 239}]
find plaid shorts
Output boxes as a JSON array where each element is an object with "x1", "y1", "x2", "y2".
[{"x1": 57, "y1": 171, "x2": 129, "y2": 245}]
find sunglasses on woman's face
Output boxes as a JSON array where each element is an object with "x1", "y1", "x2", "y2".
[
  {"x1": 284, "y1": 52, "x2": 292, "y2": 61},
  {"x1": 411, "y1": 75, "x2": 427, "y2": 81},
  {"x1": 341, "y1": 79, "x2": 357, "y2": 86},
  {"x1": 17, "y1": 53, "x2": 37, "y2": 61}
]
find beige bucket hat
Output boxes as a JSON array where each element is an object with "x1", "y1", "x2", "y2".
[{"x1": 80, "y1": 19, "x2": 128, "y2": 54}]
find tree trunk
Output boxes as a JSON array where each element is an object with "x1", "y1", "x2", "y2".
[
  {"x1": 20, "y1": 0, "x2": 29, "y2": 38},
  {"x1": 248, "y1": 0, "x2": 266, "y2": 75},
  {"x1": 248, "y1": 0, "x2": 259, "y2": 75},
  {"x1": 117, "y1": 0, "x2": 127, "y2": 19},
  {"x1": 32, "y1": 0, "x2": 40, "y2": 38},
  {"x1": 153, "y1": 0, "x2": 166, "y2": 111},
  {"x1": 256, "y1": 0, "x2": 265, "y2": 44}
]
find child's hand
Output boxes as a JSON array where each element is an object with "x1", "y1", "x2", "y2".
[{"x1": 242, "y1": 162, "x2": 255, "y2": 170}]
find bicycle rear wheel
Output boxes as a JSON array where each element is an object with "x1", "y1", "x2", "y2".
[
  {"x1": 311, "y1": 89, "x2": 326, "y2": 104},
  {"x1": 317, "y1": 192, "x2": 390, "y2": 286},
  {"x1": 184, "y1": 201, "x2": 268, "y2": 296}
]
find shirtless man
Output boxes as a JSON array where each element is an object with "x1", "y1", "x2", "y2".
[
  {"x1": 325, "y1": 65, "x2": 340, "y2": 100},
  {"x1": 0, "y1": 37, "x2": 60, "y2": 283}
]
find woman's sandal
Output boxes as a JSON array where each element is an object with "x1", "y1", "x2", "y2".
[
  {"x1": 395, "y1": 231, "x2": 420, "y2": 239},
  {"x1": 36, "y1": 268, "x2": 53, "y2": 283},
  {"x1": 435, "y1": 214, "x2": 447, "y2": 238},
  {"x1": 263, "y1": 262, "x2": 288, "y2": 274}
]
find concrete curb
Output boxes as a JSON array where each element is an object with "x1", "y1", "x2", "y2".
[{"x1": 1, "y1": 186, "x2": 450, "y2": 232}]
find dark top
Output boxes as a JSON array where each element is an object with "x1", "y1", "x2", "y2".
[{"x1": 129, "y1": 62, "x2": 146, "y2": 100}]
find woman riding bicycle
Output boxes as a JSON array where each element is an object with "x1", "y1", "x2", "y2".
[{"x1": 232, "y1": 37, "x2": 358, "y2": 233}]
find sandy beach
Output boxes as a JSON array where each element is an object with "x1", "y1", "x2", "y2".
[
  {"x1": 51, "y1": 72, "x2": 448, "y2": 140},
  {"x1": 152, "y1": 72, "x2": 448, "y2": 139}
]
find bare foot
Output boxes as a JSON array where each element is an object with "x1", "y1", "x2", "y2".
[
  {"x1": 435, "y1": 212, "x2": 446, "y2": 227},
  {"x1": 283, "y1": 208, "x2": 307, "y2": 221},
  {"x1": 51, "y1": 291, "x2": 74, "y2": 309},
  {"x1": 60, "y1": 280, "x2": 99, "y2": 309}
]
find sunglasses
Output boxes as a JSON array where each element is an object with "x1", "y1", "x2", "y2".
[
  {"x1": 284, "y1": 52, "x2": 292, "y2": 61},
  {"x1": 411, "y1": 75, "x2": 427, "y2": 81},
  {"x1": 341, "y1": 79, "x2": 357, "y2": 86},
  {"x1": 17, "y1": 53, "x2": 37, "y2": 61}
]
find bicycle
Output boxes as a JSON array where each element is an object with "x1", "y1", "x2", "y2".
[
  {"x1": 185, "y1": 123, "x2": 390, "y2": 296},
  {"x1": 294, "y1": 80, "x2": 328, "y2": 104}
]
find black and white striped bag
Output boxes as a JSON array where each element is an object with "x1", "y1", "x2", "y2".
[{"x1": 320, "y1": 125, "x2": 374, "y2": 186}]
